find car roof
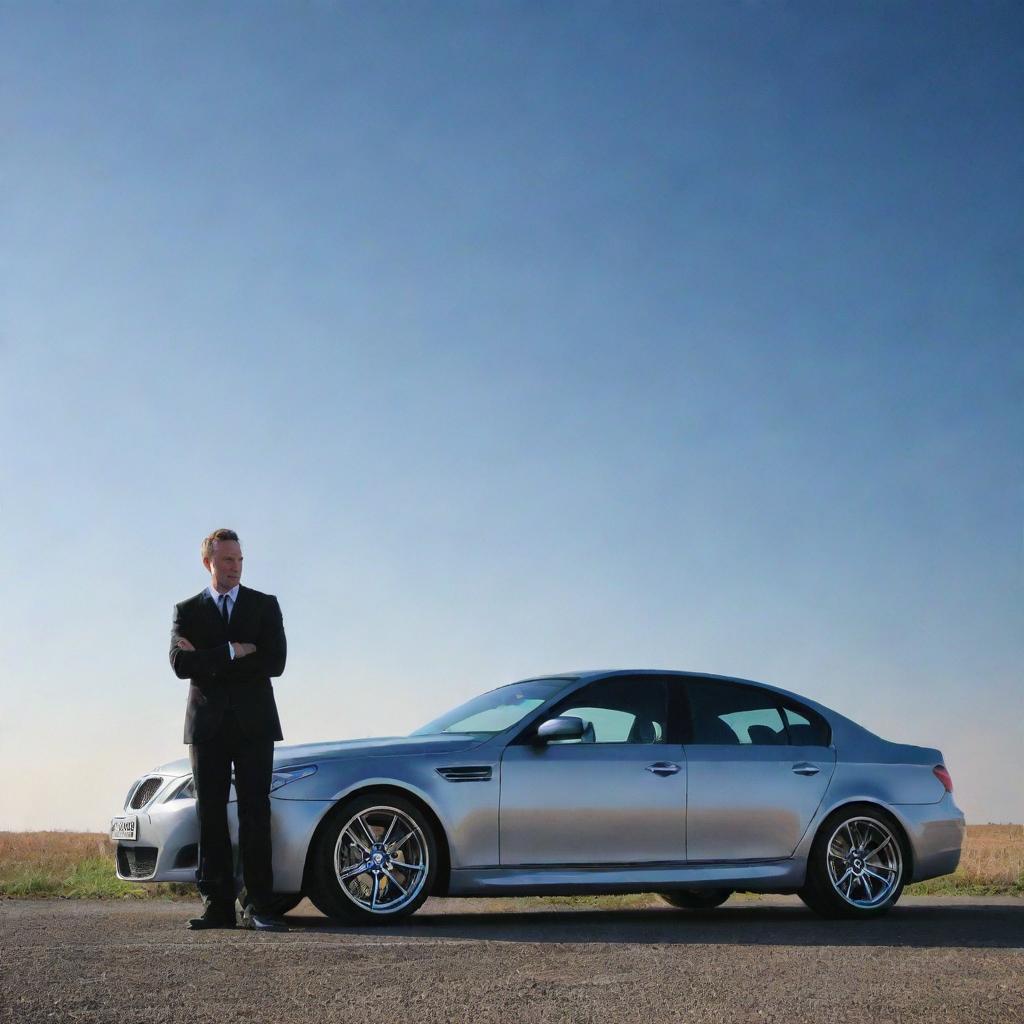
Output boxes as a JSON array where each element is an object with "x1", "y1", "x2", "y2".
[{"x1": 549, "y1": 668, "x2": 802, "y2": 693}]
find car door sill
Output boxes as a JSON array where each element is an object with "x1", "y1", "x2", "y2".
[{"x1": 448, "y1": 859, "x2": 802, "y2": 897}]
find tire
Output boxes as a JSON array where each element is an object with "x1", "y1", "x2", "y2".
[
  {"x1": 307, "y1": 791, "x2": 438, "y2": 924},
  {"x1": 799, "y1": 804, "x2": 908, "y2": 919},
  {"x1": 660, "y1": 889, "x2": 732, "y2": 910}
]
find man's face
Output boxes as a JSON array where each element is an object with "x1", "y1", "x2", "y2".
[{"x1": 203, "y1": 539, "x2": 243, "y2": 592}]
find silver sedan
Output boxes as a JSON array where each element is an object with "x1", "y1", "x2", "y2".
[{"x1": 111, "y1": 670, "x2": 964, "y2": 921}]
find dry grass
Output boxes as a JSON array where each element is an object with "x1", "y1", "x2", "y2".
[
  {"x1": 963, "y1": 824, "x2": 1023, "y2": 883},
  {"x1": 0, "y1": 825, "x2": 1020, "y2": 900},
  {"x1": 0, "y1": 829, "x2": 113, "y2": 870},
  {"x1": 0, "y1": 830, "x2": 193, "y2": 900}
]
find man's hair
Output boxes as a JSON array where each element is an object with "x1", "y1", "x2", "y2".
[{"x1": 201, "y1": 528, "x2": 240, "y2": 561}]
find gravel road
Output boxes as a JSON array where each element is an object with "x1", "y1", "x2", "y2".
[{"x1": 1, "y1": 895, "x2": 1021, "y2": 1023}]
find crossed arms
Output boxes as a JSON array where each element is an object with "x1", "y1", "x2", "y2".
[{"x1": 169, "y1": 597, "x2": 287, "y2": 681}]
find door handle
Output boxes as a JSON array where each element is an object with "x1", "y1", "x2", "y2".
[
  {"x1": 646, "y1": 762, "x2": 681, "y2": 776},
  {"x1": 792, "y1": 763, "x2": 820, "y2": 776}
]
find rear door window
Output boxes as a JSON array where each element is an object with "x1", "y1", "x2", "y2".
[
  {"x1": 782, "y1": 706, "x2": 831, "y2": 746},
  {"x1": 686, "y1": 680, "x2": 788, "y2": 745}
]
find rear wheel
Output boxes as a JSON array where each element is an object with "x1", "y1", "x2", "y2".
[
  {"x1": 799, "y1": 805, "x2": 907, "y2": 919},
  {"x1": 660, "y1": 889, "x2": 732, "y2": 910},
  {"x1": 308, "y1": 792, "x2": 438, "y2": 924}
]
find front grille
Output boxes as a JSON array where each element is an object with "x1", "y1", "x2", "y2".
[
  {"x1": 130, "y1": 777, "x2": 163, "y2": 809},
  {"x1": 436, "y1": 765, "x2": 492, "y2": 782},
  {"x1": 116, "y1": 845, "x2": 158, "y2": 879}
]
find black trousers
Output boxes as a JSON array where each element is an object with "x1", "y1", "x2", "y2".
[{"x1": 188, "y1": 707, "x2": 275, "y2": 913}]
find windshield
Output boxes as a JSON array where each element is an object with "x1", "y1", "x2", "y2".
[{"x1": 410, "y1": 678, "x2": 571, "y2": 737}]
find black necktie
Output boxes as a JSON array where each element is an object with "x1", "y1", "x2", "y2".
[{"x1": 220, "y1": 594, "x2": 230, "y2": 626}]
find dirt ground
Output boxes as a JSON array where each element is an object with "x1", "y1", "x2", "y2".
[{"x1": 1, "y1": 895, "x2": 1021, "y2": 1023}]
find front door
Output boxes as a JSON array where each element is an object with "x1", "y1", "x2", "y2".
[{"x1": 499, "y1": 676, "x2": 686, "y2": 865}]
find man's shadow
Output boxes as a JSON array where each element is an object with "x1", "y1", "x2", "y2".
[{"x1": 281, "y1": 898, "x2": 1024, "y2": 950}]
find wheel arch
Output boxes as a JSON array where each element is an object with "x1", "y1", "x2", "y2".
[
  {"x1": 301, "y1": 782, "x2": 452, "y2": 898},
  {"x1": 806, "y1": 798, "x2": 916, "y2": 881}
]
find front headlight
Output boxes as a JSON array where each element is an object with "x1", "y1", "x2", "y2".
[
  {"x1": 270, "y1": 765, "x2": 318, "y2": 792},
  {"x1": 172, "y1": 777, "x2": 196, "y2": 800}
]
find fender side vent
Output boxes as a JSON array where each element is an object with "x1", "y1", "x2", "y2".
[{"x1": 436, "y1": 766, "x2": 492, "y2": 782}]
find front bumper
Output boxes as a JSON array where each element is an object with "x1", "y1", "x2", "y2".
[{"x1": 111, "y1": 785, "x2": 334, "y2": 894}]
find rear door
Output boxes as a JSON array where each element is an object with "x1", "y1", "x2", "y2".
[
  {"x1": 499, "y1": 675, "x2": 686, "y2": 865},
  {"x1": 682, "y1": 679, "x2": 836, "y2": 862}
]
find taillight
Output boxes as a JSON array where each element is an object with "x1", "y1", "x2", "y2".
[{"x1": 933, "y1": 764, "x2": 953, "y2": 793}]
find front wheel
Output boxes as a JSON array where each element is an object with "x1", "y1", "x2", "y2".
[
  {"x1": 660, "y1": 889, "x2": 732, "y2": 910},
  {"x1": 799, "y1": 805, "x2": 907, "y2": 919},
  {"x1": 308, "y1": 792, "x2": 438, "y2": 924}
]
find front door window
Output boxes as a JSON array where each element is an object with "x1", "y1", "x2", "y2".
[{"x1": 548, "y1": 676, "x2": 668, "y2": 744}]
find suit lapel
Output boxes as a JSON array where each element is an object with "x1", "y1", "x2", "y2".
[
  {"x1": 229, "y1": 585, "x2": 253, "y2": 637},
  {"x1": 199, "y1": 588, "x2": 230, "y2": 637}
]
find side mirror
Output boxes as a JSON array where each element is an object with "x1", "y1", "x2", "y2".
[{"x1": 535, "y1": 716, "x2": 585, "y2": 743}]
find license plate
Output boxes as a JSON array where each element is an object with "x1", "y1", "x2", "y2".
[{"x1": 110, "y1": 816, "x2": 137, "y2": 841}]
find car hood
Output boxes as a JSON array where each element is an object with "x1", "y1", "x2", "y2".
[{"x1": 152, "y1": 733, "x2": 483, "y2": 777}]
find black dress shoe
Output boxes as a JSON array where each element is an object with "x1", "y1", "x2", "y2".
[
  {"x1": 240, "y1": 903, "x2": 289, "y2": 932},
  {"x1": 187, "y1": 904, "x2": 237, "y2": 930}
]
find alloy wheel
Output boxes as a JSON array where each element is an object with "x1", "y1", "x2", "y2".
[
  {"x1": 332, "y1": 805, "x2": 429, "y2": 915},
  {"x1": 825, "y1": 815, "x2": 903, "y2": 909}
]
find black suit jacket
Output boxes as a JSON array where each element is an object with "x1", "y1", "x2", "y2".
[{"x1": 170, "y1": 585, "x2": 286, "y2": 744}]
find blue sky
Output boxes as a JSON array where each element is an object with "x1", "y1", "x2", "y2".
[{"x1": 1, "y1": 1, "x2": 1021, "y2": 829}]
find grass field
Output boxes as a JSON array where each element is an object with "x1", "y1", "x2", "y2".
[{"x1": 0, "y1": 824, "x2": 1020, "y2": 901}]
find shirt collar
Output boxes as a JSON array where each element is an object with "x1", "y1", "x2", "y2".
[{"x1": 208, "y1": 583, "x2": 240, "y2": 605}]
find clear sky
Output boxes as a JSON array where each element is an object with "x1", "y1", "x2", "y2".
[{"x1": 1, "y1": 2, "x2": 1021, "y2": 830}]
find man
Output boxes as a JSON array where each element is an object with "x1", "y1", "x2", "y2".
[{"x1": 169, "y1": 528, "x2": 288, "y2": 932}]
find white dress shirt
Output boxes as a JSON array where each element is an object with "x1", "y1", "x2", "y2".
[{"x1": 209, "y1": 584, "x2": 240, "y2": 658}]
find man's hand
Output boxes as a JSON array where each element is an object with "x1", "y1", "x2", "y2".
[{"x1": 175, "y1": 638, "x2": 196, "y2": 652}]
